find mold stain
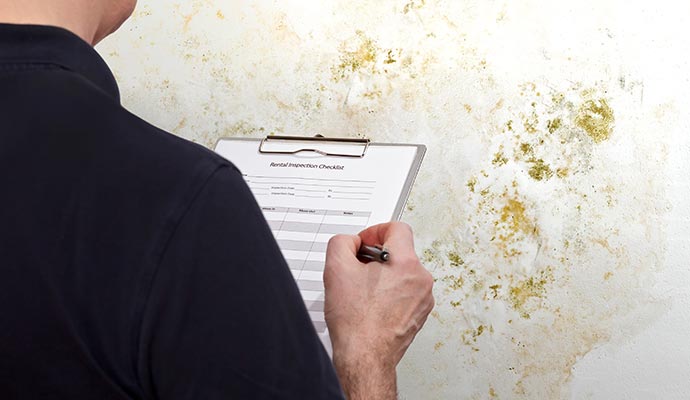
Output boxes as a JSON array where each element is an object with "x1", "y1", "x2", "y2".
[
  {"x1": 547, "y1": 118, "x2": 562, "y2": 134},
  {"x1": 223, "y1": 120, "x2": 267, "y2": 138},
  {"x1": 499, "y1": 198, "x2": 530, "y2": 233},
  {"x1": 402, "y1": 0, "x2": 426, "y2": 14},
  {"x1": 527, "y1": 158, "x2": 553, "y2": 181},
  {"x1": 466, "y1": 177, "x2": 478, "y2": 193},
  {"x1": 495, "y1": 195, "x2": 537, "y2": 258},
  {"x1": 331, "y1": 31, "x2": 378, "y2": 81},
  {"x1": 384, "y1": 49, "x2": 398, "y2": 64},
  {"x1": 362, "y1": 90, "x2": 383, "y2": 99},
  {"x1": 421, "y1": 240, "x2": 443, "y2": 267},
  {"x1": 489, "y1": 387, "x2": 498, "y2": 398},
  {"x1": 461, "y1": 324, "x2": 490, "y2": 350},
  {"x1": 556, "y1": 167, "x2": 569, "y2": 179},
  {"x1": 440, "y1": 274, "x2": 464, "y2": 291},
  {"x1": 489, "y1": 284, "x2": 501, "y2": 299},
  {"x1": 492, "y1": 151, "x2": 508, "y2": 166},
  {"x1": 131, "y1": 5, "x2": 152, "y2": 19},
  {"x1": 330, "y1": 31, "x2": 410, "y2": 85},
  {"x1": 173, "y1": 117, "x2": 187, "y2": 132},
  {"x1": 182, "y1": 8, "x2": 201, "y2": 32},
  {"x1": 422, "y1": 80, "x2": 668, "y2": 398},
  {"x1": 447, "y1": 251, "x2": 465, "y2": 267},
  {"x1": 522, "y1": 110, "x2": 539, "y2": 134},
  {"x1": 385, "y1": 80, "x2": 669, "y2": 400},
  {"x1": 508, "y1": 268, "x2": 553, "y2": 319},
  {"x1": 576, "y1": 98, "x2": 615, "y2": 143}
]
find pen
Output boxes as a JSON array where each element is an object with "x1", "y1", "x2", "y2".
[{"x1": 357, "y1": 245, "x2": 390, "y2": 263}]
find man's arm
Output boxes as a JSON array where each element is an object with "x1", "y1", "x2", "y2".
[
  {"x1": 137, "y1": 165, "x2": 343, "y2": 399},
  {"x1": 136, "y1": 163, "x2": 432, "y2": 399},
  {"x1": 325, "y1": 223, "x2": 435, "y2": 399}
]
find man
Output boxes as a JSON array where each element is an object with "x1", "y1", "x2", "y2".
[{"x1": 0, "y1": 0, "x2": 434, "y2": 399}]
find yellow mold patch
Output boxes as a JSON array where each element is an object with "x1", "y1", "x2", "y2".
[
  {"x1": 527, "y1": 158, "x2": 554, "y2": 181},
  {"x1": 466, "y1": 177, "x2": 478, "y2": 193},
  {"x1": 509, "y1": 268, "x2": 553, "y2": 319},
  {"x1": 403, "y1": 0, "x2": 426, "y2": 14},
  {"x1": 447, "y1": 251, "x2": 465, "y2": 267},
  {"x1": 547, "y1": 117, "x2": 562, "y2": 134},
  {"x1": 499, "y1": 198, "x2": 536, "y2": 239},
  {"x1": 519, "y1": 143, "x2": 533, "y2": 157},
  {"x1": 492, "y1": 152, "x2": 509, "y2": 166},
  {"x1": 493, "y1": 195, "x2": 539, "y2": 259},
  {"x1": 332, "y1": 31, "x2": 379, "y2": 81},
  {"x1": 576, "y1": 98, "x2": 615, "y2": 143},
  {"x1": 440, "y1": 274, "x2": 464, "y2": 291}
]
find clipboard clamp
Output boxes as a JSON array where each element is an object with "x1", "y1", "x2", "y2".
[{"x1": 259, "y1": 135, "x2": 371, "y2": 158}]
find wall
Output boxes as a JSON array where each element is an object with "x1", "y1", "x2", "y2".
[{"x1": 98, "y1": 1, "x2": 690, "y2": 398}]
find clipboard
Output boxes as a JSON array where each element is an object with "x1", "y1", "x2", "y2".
[{"x1": 214, "y1": 135, "x2": 426, "y2": 353}]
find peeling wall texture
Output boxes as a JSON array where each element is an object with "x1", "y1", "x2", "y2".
[{"x1": 98, "y1": 1, "x2": 690, "y2": 398}]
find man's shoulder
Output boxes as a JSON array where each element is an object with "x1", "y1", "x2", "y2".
[{"x1": 16, "y1": 67, "x2": 238, "y2": 189}]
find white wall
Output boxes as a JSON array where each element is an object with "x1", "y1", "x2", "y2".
[{"x1": 98, "y1": 1, "x2": 690, "y2": 398}]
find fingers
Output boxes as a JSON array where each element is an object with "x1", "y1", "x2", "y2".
[
  {"x1": 358, "y1": 222, "x2": 416, "y2": 258},
  {"x1": 327, "y1": 234, "x2": 361, "y2": 256},
  {"x1": 325, "y1": 234, "x2": 363, "y2": 273}
]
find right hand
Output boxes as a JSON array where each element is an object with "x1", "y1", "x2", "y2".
[{"x1": 324, "y1": 222, "x2": 434, "y2": 398}]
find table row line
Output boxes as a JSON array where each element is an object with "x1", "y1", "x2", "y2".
[
  {"x1": 263, "y1": 212, "x2": 369, "y2": 226},
  {"x1": 271, "y1": 231, "x2": 333, "y2": 242},
  {"x1": 287, "y1": 259, "x2": 325, "y2": 272},
  {"x1": 260, "y1": 207, "x2": 371, "y2": 217},
  {"x1": 283, "y1": 250, "x2": 326, "y2": 263},
  {"x1": 267, "y1": 220, "x2": 364, "y2": 235},
  {"x1": 279, "y1": 239, "x2": 328, "y2": 252},
  {"x1": 289, "y1": 268, "x2": 323, "y2": 282}
]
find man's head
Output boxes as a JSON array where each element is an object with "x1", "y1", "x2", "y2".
[{"x1": 0, "y1": 0, "x2": 137, "y2": 45}]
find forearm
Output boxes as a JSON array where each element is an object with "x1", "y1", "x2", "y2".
[
  {"x1": 334, "y1": 352, "x2": 397, "y2": 400},
  {"x1": 325, "y1": 223, "x2": 434, "y2": 399}
]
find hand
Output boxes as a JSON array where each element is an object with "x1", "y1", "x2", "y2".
[{"x1": 324, "y1": 222, "x2": 434, "y2": 399}]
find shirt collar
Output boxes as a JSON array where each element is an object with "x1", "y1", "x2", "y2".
[{"x1": 0, "y1": 23, "x2": 120, "y2": 101}]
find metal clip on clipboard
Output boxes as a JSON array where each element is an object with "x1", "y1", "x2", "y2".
[{"x1": 258, "y1": 135, "x2": 371, "y2": 158}]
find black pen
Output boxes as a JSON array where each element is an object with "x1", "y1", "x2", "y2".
[{"x1": 357, "y1": 245, "x2": 390, "y2": 263}]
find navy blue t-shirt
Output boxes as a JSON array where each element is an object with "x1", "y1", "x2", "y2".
[{"x1": 0, "y1": 23, "x2": 343, "y2": 399}]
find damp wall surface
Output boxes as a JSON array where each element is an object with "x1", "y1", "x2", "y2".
[{"x1": 97, "y1": 1, "x2": 690, "y2": 398}]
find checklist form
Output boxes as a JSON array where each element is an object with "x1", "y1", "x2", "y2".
[{"x1": 215, "y1": 137, "x2": 425, "y2": 352}]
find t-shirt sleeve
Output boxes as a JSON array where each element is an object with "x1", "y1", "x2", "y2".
[{"x1": 137, "y1": 165, "x2": 344, "y2": 400}]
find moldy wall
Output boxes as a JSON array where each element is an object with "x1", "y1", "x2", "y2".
[{"x1": 98, "y1": 1, "x2": 690, "y2": 398}]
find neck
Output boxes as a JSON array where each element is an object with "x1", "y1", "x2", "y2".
[{"x1": 0, "y1": 0, "x2": 102, "y2": 45}]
